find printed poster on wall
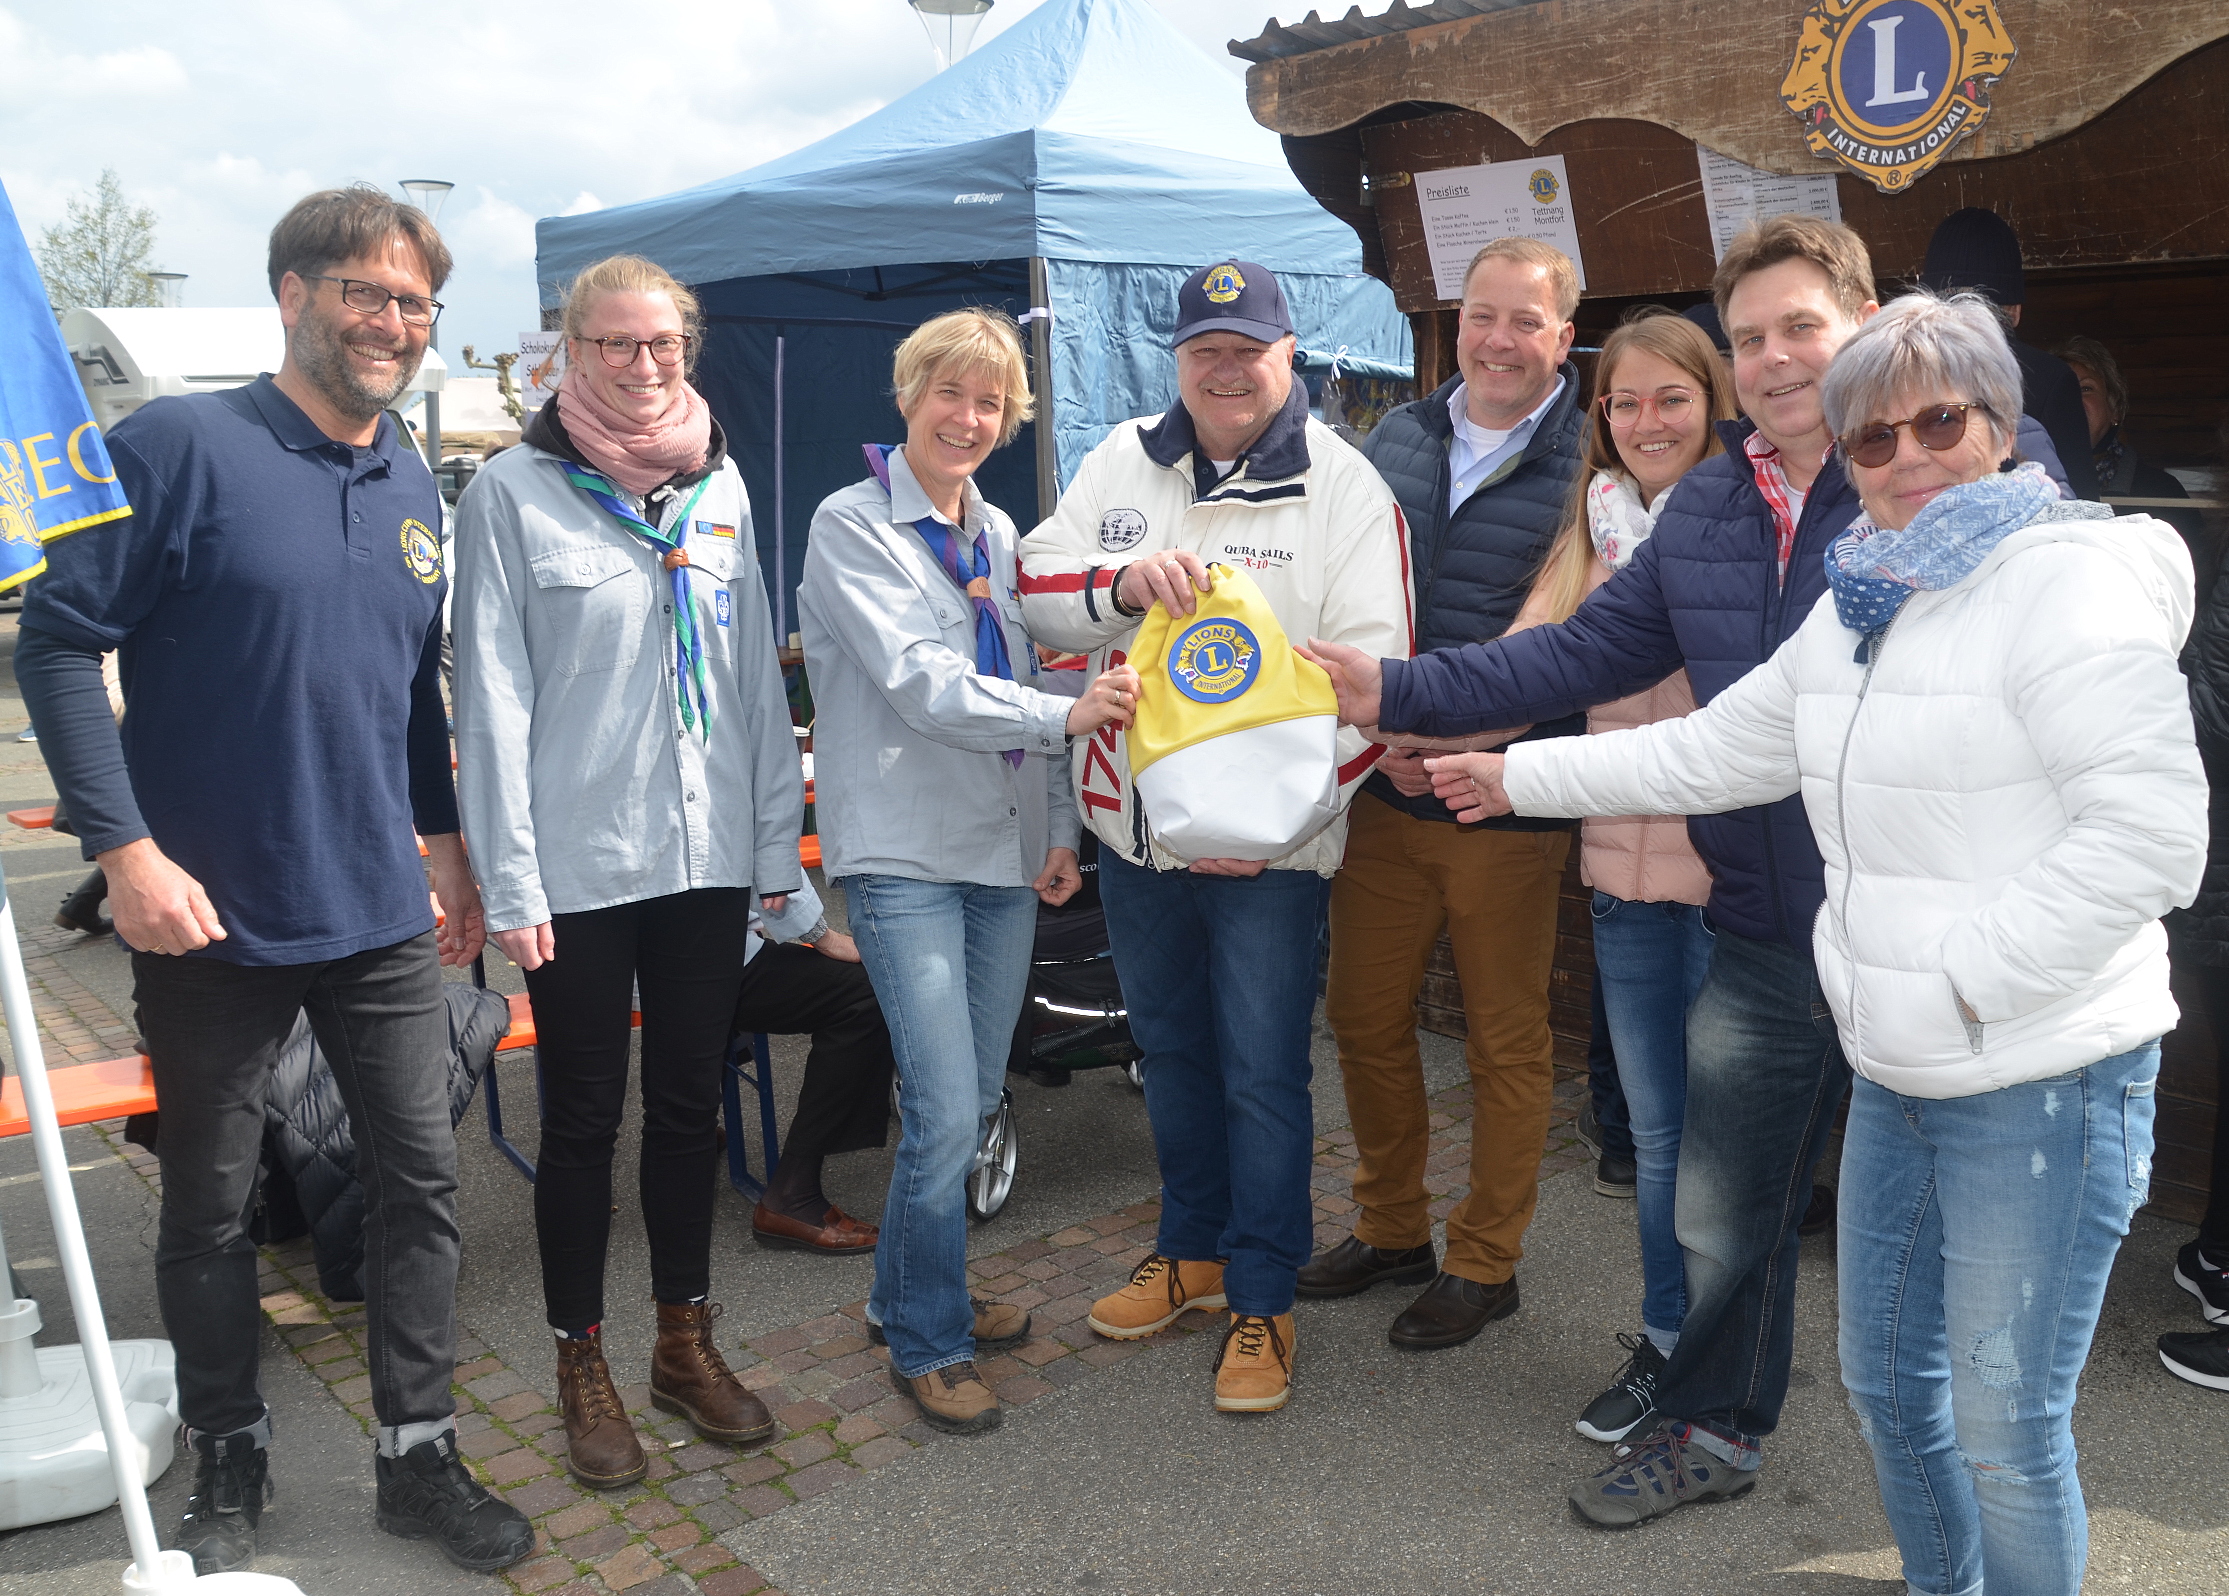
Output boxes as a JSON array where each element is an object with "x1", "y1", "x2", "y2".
[
  {"x1": 1696, "y1": 145, "x2": 1844, "y2": 262},
  {"x1": 1415, "y1": 156, "x2": 1586, "y2": 302},
  {"x1": 518, "y1": 331, "x2": 564, "y2": 412}
]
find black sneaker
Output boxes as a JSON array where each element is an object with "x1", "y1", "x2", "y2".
[
  {"x1": 1594, "y1": 1152, "x2": 1637, "y2": 1199},
  {"x1": 174, "y1": 1430, "x2": 271, "y2": 1574},
  {"x1": 2175, "y1": 1241, "x2": 2229, "y2": 1325},
  {"x1": 1575, "y1": 1103, "x2": 1604, "y2": 1157},
  {"x1": 1576, "y1": 1332, "x2": 1666, "y2": 1442},
  {"x1": 374, "y1": 1431, "x2": 534, "y2": 1572},
  {"x1": 2159, "y1": 1327, "x2": 2229, "y2": 1390}
]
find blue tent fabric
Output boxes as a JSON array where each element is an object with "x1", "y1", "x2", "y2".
[{"x1": 533, "y1": 0, "x2": 1411, "y2": 632}]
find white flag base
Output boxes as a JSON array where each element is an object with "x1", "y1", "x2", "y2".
[
  {"x1": 0, "y1": 1326, "x2": 177, "y2": 1530},
  {"x1": 123, "y1": 1552, "x2": 305, "y2": 1594}
]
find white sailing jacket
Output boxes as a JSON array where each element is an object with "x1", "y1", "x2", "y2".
[
  {"x1": 1504, "y1": 505, "x2": 2206, "y2": 1098},
  {"x1": 1018, "y1": 387, "x2": 1413, "y2": 875}
]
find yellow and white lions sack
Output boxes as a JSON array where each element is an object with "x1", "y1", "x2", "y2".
[{"x1": 1127, "y1": 565, "x2": 1341, "y2": 861}]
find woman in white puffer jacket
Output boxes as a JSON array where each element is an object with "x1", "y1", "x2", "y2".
[{"x1": 1429, "y1": 292, "x2": 2206, "y2": 1596}]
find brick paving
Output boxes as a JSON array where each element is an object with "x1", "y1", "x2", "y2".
[{"x1": 30, "y1": 936, "x2": 1591, "y2": 1594}]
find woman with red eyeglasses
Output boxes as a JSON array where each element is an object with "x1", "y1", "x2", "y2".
[{"x1": 1425, "y1": 290, "x2": 2204, "y2": 1596}]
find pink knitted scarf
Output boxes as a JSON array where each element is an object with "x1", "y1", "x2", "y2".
[{"x1": 555, "y1": 364, "x2": 711, "y2": 496}]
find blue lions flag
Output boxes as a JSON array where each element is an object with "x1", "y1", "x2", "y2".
[{"x1": 0, "y1": 178, "x2": 130, "y2": 590}]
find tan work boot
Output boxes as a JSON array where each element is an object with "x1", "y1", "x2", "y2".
[
  {"x1": 1087, "y1": 1253, "x2": 1227, "y2": 1340},
  {"x1": 1214, "y1": 1312, "x2": 1295, "y2": 1413},
  {"x1": 555, "y1": 1330, "x2": 647, "y2": 1488},
  {"x1": 897, "y1": 1360, "x2": 1003, "y2": 1435},
  {"x1": 649, "y1": 1301, "x2": 776, "y2": 1446}
]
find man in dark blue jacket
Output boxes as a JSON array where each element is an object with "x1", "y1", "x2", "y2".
[
  {"x1": 1297, "y1": 238, "x2": 1586, "y2": 1350},
  {"x1": 1307, "y1": 215, "x2": 1880, "y2": 1525}
]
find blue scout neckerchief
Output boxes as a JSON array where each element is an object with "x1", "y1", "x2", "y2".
[
  {"x1": 864, "y1": 444, "x2": 1022, "y2": 766},
  {"x1": 564, "y1": 465, "x2": 714, "y2": 739}
]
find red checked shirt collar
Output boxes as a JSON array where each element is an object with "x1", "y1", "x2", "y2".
[{"x1": 1744, "y1": 431, "x2": 1833, "y2": 584}]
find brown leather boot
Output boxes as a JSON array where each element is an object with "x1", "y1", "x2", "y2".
[
  {"x1": 650, "y1": 1301, "x2": 776, "y2": 1445},
  {"x1": 555, "y1": 1330, "x2": 646, "y2": 1488}
]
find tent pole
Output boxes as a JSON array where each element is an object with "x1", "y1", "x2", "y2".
[
  {"x1": 773, "y1": 331, "x2": 787, "y2": 643},
  {"x1": 1028, "y1": 257, "x2": 1056, "y2": 522}
]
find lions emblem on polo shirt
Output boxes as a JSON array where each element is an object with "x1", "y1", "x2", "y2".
[
  {"x1": 400, "y1": 518, "x2": 442, "y2": 583},
  {"x1": 1170, "y1": 618, "x2": 1260, "y2": 705}
]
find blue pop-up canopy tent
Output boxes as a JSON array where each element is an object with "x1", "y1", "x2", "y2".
[{"x1": 535, "y1": 0, "x2": 1409, "y2": 635}]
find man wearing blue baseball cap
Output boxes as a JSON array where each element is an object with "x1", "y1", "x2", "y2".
[{"x1": 1019, "y1": 260, "x2": 1412, "y2": 1415}]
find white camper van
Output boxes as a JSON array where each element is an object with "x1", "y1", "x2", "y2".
[{"x1": 60, "y1": 306, "x2": 447, "y2": 440}]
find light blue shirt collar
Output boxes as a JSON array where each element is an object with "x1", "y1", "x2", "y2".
[
  {"x1": 1446, "y1": 376, "x2": 1564, "y2": 514},
  {"x1": 887, "y1": 442, "x2": 990, "y2": 535}
]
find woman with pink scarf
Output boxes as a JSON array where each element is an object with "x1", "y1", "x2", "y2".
[{"x1": 452, "y1": 255, "x2": 811, "y2": 1491}]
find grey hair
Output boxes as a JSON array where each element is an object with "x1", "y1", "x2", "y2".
[{"x1": 1820, "y1": 290, "x2": 2022, "y2": 452}]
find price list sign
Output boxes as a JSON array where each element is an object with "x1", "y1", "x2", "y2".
[{"x1": 1414, "y1": 156, "x2": 1586, "y2": 302}]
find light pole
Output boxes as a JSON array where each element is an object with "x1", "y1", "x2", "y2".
[
  {"x1": 908, "y1": 0, "x2": 993, "y2": 69},
  {"x1": 146, "y1": 271, "x2": 186, "y2": 309},
  {"x1": 398, "y1": 180, "x2": 455, "y2": 472}
]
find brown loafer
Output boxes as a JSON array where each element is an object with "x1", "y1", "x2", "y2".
[
  {"x1": 1387, "y1": 1271, "x2": 1520, "y2": 1349},
  {"x1": 752, "y1": 1201, "x2": 879, "y2": 1256},
  {"x1": 650, "y1": 1301, "x2": 777, "y2": 1445}
]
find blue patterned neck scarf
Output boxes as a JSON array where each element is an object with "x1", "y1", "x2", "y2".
[
  {"x1": 1825, "y1": 462, "x2": 2059, "y2": 642},
  {"x1": 864, "y1": 444, "x2": 1023, "y2": 767},
  {"x1": 566, "y1": 466, "x2": 714, "y2": 738}
]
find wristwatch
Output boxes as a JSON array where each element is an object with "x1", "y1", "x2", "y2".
[{"x1": 796, "y1": 917, "x2": 832, "y2": 946}]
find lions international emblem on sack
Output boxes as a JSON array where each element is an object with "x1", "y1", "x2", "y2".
[
  {"x1": 1099, "y1": 508, "x2": 1148, "y2": 551},
  {"x1": 1169, "y1": 618, "x2": 1260, "y2": 705},
  {"x1": 1782, "y1": 0, "x2": 2015, "y2": 193},
  {"x1": 1203, "y1": 264, "x2": 1245, "y2": 305},
  {"x1": 400, "y1": 518, "x2": 442, "y2": 583}
]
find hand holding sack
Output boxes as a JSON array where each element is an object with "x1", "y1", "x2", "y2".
[{"x1": 1127, "y1": 563, "x2": 1341, "y2": 862}]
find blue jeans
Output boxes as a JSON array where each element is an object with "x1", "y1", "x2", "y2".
[
  {"x1": 1586, "y1": 974, "x2": 1635, "y2": 1164},
  {"x1": 1589, "y1": 893, "x2": 1714, "y2": 1345},
  {"x1": 1653, "y1": 925, "x2": 1850, "y2": 1463},
  {"x1": 843, "y1": 873, "x2": 1038, "y2": 1379},
  {"x1": 1839, "y1": 1044, "x2": 2159, "y2": 1596},
  {"x1": 1100, "y1": 855, "x2": 1325, "y2": 1317}
]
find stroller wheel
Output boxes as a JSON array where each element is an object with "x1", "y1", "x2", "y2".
[
  {"x1": 967, "y1": 1089, "x2": 1018, "y2": 1221},
  {"x1": 1124, "y1": 1060, "x2": 1146, "y2": 1091}
]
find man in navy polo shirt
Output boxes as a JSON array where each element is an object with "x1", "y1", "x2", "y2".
[{"x1": 18, "y1": 186, "x2": 532, "y2": 1576}]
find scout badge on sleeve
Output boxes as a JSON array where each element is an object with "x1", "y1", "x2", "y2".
[{"x1": 1126, "y1": 564, "x2": 1340, "y2": 861}]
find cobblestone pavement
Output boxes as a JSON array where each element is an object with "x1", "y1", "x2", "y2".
[{"x1": 20, "y1": 908, "x2": 1588, "y2": 1596}]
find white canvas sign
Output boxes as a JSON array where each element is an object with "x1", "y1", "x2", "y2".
[
  {"x1": 1696, "y1": 145, "x2": 1843, "y2": 262},
  {"x1": 519, "y1": 331, "x2": 564, "y2": 412},
  {"x1": 1415, "y1": 156, "x2": 1586, "y2": 302}
]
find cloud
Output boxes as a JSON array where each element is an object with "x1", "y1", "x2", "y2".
[{"x1": 0, "y1": 0, "x2": 1337, "y2": 360}]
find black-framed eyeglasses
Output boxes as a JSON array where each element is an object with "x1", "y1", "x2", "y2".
[
  {"x1": 1841, "y1": 402, "x2": 1989, "y2": 470},
  {"x1": 583, "y1": 334, "x2": 692, "y2": 369},
  {"x1": 303, "y1": 273, "x2": 442, "y2": 326}
]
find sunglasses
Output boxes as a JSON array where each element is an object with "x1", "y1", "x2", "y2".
[{"x1": 1840, "y1": 402, "x2": 1989, "y2": 470}]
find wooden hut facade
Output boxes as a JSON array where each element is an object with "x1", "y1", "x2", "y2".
[{"x1": 1232, "y1": 0, "x2": 2229, "y2": 1220}]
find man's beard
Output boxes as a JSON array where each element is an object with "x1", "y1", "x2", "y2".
[{"x1": 290, "y1": 309, "x2": 423, "y2": 424}]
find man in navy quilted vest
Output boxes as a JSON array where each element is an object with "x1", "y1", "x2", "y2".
[
  {"x1": 1295, "y1": 238, "x2": 1586, "y2": 1350},
  {"x1": 1305, "y1": 215, "x2": 1882, "y2": 1526}
]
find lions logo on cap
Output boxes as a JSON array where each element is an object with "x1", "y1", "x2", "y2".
[
  {"x1": 1170, "y1": 618, "x2": 1260, "y2": 705},
  {"x1": 400, "y1": 518, "x2": 441, "y2": 584},
  {"x1": 1527, "y1": 168, "x2": 1560, "y2": 205},
  {"x1": 1203, "y1": 264, "x2": 1246, "y2": 305},
  {"x1": 1782, "y1": 0, "x2": 2016, "y2": 193}
]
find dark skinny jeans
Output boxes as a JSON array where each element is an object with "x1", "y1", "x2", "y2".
[{"x1": 524, "y1": 888, "x2": 754, "y2": 1329}]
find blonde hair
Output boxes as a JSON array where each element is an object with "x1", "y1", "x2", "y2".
[
  {"x1": 1711, "y1": 214, "x2": 1875, "y2": 328},
  {"x1": 560, "y1": 255, "x2": 702, "y2": 368},
  {"x1": 1530, "y1": 309, "x2": 1739, "y2": 624},
  {"x1": 1462, "y1": 237, "x2": 1580, "y2": 321},
  {"x1": 892, "y1": 308, "x2": 1035, "y2": 448}
]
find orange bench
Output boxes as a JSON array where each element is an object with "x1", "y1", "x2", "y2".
[{"x1": 6, "y1": 806, "x2": 54, "y2": 831}]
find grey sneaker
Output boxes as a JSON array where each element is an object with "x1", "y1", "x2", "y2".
[{"x1": 1569, "y1": 1423, "x2": 1757, "y2": 1527}]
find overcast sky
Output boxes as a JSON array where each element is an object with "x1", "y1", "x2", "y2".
[{"x1": 2, "y1": 0, "x2": 1366, "y2": 363}]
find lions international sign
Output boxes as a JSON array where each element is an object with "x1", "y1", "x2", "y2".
[{"x1": 1783, "y1": 0, "x2": 2016, "y2": 193}]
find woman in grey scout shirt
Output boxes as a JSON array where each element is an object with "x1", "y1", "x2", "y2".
[
  {"x1": 798, "y1": 309, "x2": 1139, "y2": 1436},
  {"x1": 453, "y1": 255, "x2": 803, "y2": 1492}
]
